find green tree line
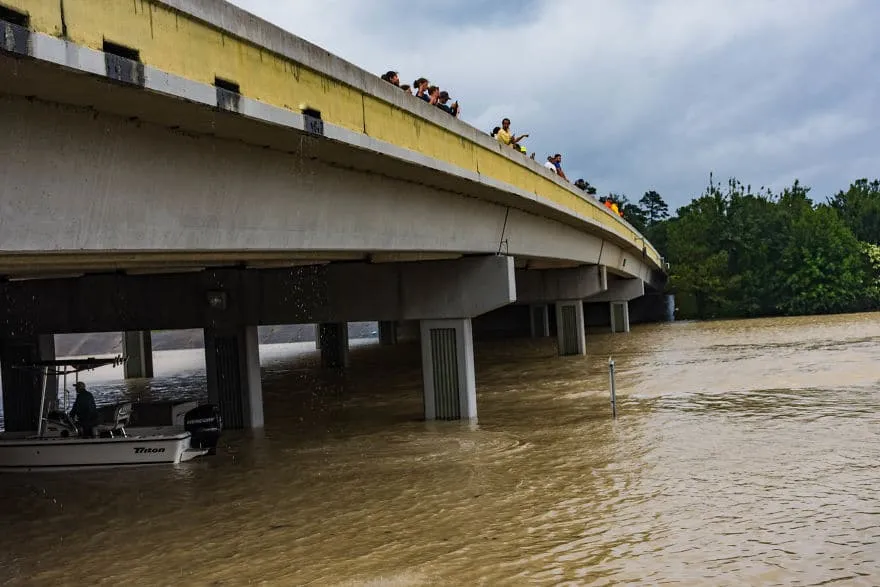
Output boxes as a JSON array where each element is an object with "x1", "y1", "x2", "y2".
[{"x1": 583, "y1": 176, "x2": 880, "y2": 320}]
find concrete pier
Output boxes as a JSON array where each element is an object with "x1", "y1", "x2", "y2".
[
  {"x1": 123, "y1": 330, "x2": 154, "y2": 379},
  {"x1": 378, "y1": 321, "x2": 398, "y2": 346},
  {"x1": 555, "y1": 300, "x2": 586, "y2": 356},
  {"x1": 0, "y1": 335, "x2": 56, "y2": 432},
  {"x1": 529, "y1": 304, "x2": 551, "y2": 338},
  {"x1": 204, "y1": 325, "x2": 264, "y2": 429},
  {"x1": 610, "y1": 302, "x2": 631, "y2": 334},
  {"x1": 319, "y1": 323, "x2": 349, "y2": 369},
  {"x1": 420, "y1": 318, "x2": 477, "y2": 421}
]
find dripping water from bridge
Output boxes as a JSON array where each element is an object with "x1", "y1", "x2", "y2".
[{"x1": 1, "y1": 313, "x2": 879, "y2": 585}]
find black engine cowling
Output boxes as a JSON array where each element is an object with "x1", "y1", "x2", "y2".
[{"x1": 184, "y1": 404, "x2": 222, "y2": 455}]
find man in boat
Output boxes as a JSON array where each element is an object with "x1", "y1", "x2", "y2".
[{"x1": 70, "y1": 381, "x2": 99, "y2": 438}]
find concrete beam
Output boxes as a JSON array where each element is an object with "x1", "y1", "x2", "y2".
[
  {"x1": 326, "y1": 255, "x2": 516, "y2": 322},
  {"x1": 516, "y1": 266, "x2": 606, "y2": 304},
  {"x1": 0, "y1": 258, "x2": 514, "y2": 336},
  {"x1": 0, "y1": 91, "x2": 660, "y2": 282},
  {"x1": 586, "y1": 278, "x2": 645, "y2": 303}
]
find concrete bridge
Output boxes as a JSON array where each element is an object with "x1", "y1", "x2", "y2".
[{"x1": 0, "y1": 0, "x2": 667, "y2": 431}]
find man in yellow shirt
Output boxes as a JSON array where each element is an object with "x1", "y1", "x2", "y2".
[{"x1": 496, "y1": 118, "x2": 528, "y2": 147}]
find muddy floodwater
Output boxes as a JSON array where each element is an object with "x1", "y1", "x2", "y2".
[{"x1": 1, "y1": 313, "x2": 879, "y2": 586}]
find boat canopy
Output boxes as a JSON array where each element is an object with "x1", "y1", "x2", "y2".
[{"x1": 11, "y1": 356, "x2": 126, "y2": 375}]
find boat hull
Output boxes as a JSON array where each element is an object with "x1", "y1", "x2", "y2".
[{"x1": 0, "y1": 427, "x2": 207, "y2": 472}]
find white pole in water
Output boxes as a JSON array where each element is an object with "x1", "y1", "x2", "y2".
[
  {"x1": 36, "y1": 366, "x2": 49, "y2": 437},
  {"x1": 608, "y1": 357, "x2": 617, "y2": 419}
]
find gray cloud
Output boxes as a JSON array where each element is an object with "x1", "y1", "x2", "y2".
[{"x1": 229, "y1": 0, "x2": 879, "y2": 210}]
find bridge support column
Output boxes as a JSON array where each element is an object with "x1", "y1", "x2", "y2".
[
  {"x1": 664, "y1": 294, "x2": 676, "y2": 322},
  {"x1": 319, "y1": 323, "x2": 349, "y2": 369},
  {"x1": 204, "y1": 325, "x2": 263, "y2": 429},
  {"x1": 123, "y1": 330, "x2": 154, "y2": 379},
  {"x1": 0, "y1": 335, "x2": 56, "y2": 432},
  {"x1": 378, "y1": 321, "x2": 398, "y2": 346},
  {"x1": 529, "y1": 304, "x2": 550, "y2": 338},
  {"x1": 420, "y1": 318, "x2": 476, "y2": 421},
  {"x1": 555, "y1": 300, "x2": 586, "y2": 356},
  {"x1": 324, "y1": 256, "x2": 516, "y2": 421},
  {"x1": 610, "y1": 301, "x2": 631, "y2": 333}
]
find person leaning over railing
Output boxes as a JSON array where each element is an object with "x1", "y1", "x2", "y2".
[
  {"x1": 496, "y1": 117, "x2": 529, "y2": 148},
  {"x1": 436, "y1": 91, "x2": 460, "y2": 117},
  {"x1": 412, "y1": 77, "x2": 429, "y2": 100},
  {"x1": 381, "y1": 70, "x2": 400, "y2": 86}
]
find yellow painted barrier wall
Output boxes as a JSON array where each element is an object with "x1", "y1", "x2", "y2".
[{"x1": 2, "y1": 0, "x2": 661, "y2": 267}]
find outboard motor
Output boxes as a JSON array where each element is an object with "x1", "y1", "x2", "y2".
[{"x1": 184, "y1": 404, "x2": 223, "y2": 455}]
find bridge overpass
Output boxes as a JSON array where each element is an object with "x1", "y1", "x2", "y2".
[{"x1": 0, "y1": 0, "x2": 667, "y2": 431}]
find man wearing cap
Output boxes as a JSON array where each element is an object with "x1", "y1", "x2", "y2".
[
  {"x1": 70, "y1": 381, "x2": 99, "y2": 438},
  {"x1": 436, "y1": 91, "x2": 460, "y2": 117}
]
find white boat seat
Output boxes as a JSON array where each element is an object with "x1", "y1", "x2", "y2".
[{"x1": 95, "y1": 402, "x2": 133, "y2": 437}]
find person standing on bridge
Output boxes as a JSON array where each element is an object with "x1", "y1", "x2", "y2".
[
  {"x1": 70, "y1": 381, "x2": 99, "y2": 438},
  {"x1": 496, "y1": 118, "x2": 528, "y2": 148},
  {"x1": 424, "y1": 85, "x2": 441, "y2": 105},
  {"x1": 550, "y1": 153, "x2": 568, "y2": 181},
  {"x1": 436, "y1": 91, "x2": 460, "y2": 117},
  {"x1": 413, "y1": 78, "x2": 429, "y2": 101},
  {"x1": 380, "y1": 71, "x2": 400, "y2": 86}
]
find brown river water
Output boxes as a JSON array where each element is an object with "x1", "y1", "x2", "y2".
[{"x1": 1, "y1": 313, "x2": 879, "y2": 586}]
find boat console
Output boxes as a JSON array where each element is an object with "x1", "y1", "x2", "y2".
[{"x1": 41, "y1": 410, "x2": 79, "y2": 438}]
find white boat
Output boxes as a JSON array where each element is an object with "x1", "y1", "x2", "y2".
[
  {"x1": 0, "y1": 428, "x2": 208, "y2": 471},
  {"x1": 0, "y1": 357, "x2": 222, "y2": 472}
]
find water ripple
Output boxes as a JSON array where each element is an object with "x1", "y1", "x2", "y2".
[{"x1": 1, "y1": 316, "x2": 880, "y2": 585}]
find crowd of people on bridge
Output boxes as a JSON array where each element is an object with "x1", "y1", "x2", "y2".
[
  {"x1": 379, "y1": 69, "x2": 624, "y2": 218},
  {"x1": 381, "y1": 71, "x2": 460, "y2": 118}
]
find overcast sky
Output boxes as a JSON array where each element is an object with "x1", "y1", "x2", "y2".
[{"x1": 228, "y1": 0, "x2": 878, "y2": 211}]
